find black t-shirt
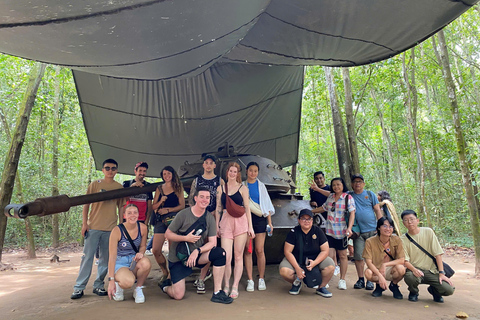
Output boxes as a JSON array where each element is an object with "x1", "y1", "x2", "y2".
[
  {"x1": 309, "y1": 184, "x2": 331, "y2": 207},
  {"x1": 285, "y1": 225, "x2": 328, "y2": 262}
]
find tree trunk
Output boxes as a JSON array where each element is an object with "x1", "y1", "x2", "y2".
[
  {"x1": 436, "y1": 30, "x2": 480, "y2": 276},
  {"x1": 402, "y1": 49, "x2": 431, "y2": 227},
  {"x1": 0, "y1": 104, "x2": 36, "y2": 259},
  {"x1": 342, "y1": 67, "x2": 361, "y2": 176},
  {"x1": 51, "y1": 66, "x2": 62, "y2": 247},
  {"x1": 324, "y1": 67, "x2": 352, "y2": 186},
  {"x1": 0, "y1": 62, "x2": 46, "y2": 262}
]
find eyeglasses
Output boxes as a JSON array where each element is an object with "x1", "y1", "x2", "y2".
[
  {"x1": 380, "y1": 225, "x2": 394, "y2": 229},
  {"x1": 103, "y1": 166, "x2": 117, "y2": 171},
  {"x1": 330, "y1": 202, "x2": 336, "y2": 212},
  {"x1": 403, "y1": 218, "x2": 417, "y2": 223},
  {"x1": 352, "y1": 180, "x2": 364, "y2": 184},
  {"x1": 300, "y1": 218, "x2": 313, "y2": 222}
]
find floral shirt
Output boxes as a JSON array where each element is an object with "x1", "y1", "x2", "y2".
[{"x1": 322, "y1": 192, "x2": 355, "y2": 239}]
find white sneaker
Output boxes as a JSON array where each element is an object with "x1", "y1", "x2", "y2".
[
  {"x1": 334, "y1": 265, "x2": 340, "y2": 276},
  {"x1": 133, "y1": 286, "x2": 145, "y2": 303},
  {"x1": 246, "y1": 279, "x2": 254, "y2": 292},
  {"x1": 338, "y1": 279, "x2": 347, "y2": 290},
  {"x1": 258, "y1": 278, "x2": 266, "y2": 291},
  {"x1": 113, "y1": 282, "x2": 124, "y2": 301},
  {"x1": 144, "y1": 249, "x2": 153, "y2": 256}
]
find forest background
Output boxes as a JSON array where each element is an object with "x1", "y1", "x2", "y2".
[{"x1": 1, "y1": 7, "x2": 479, "y2": 269}]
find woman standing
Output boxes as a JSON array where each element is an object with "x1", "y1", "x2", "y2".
[
  {"x1": 107, "y1": 204, "x2": 151, "y2": 303},
  {"x1": 315, "y1": 177, "x2": 355, "y2": 290},
  {"x1": 151, "y1": 166, "x2": 185, "y2": 282},
  {"x1": 243, "y1": 162, "x2": 275, "y2": 292},
  {"x1": 216, "y1": 162, "x2": 255, "y2": 299},
  {"x1": 377, "y1": 190, "x2": 401, "y2": 236}
]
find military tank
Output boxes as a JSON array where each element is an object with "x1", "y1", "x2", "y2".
[{"x1": 5, "y1": 145, "x2": 319, "y2": 263}]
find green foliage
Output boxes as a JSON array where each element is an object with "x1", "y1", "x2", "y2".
[{"x1": 297, "y1": 7, "x2": 480, "y2": 246}]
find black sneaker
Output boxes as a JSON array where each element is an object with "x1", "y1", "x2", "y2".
[
  {"x1": 353, "y1": 278, "x2": 365, "y2": 289},
  {"x1": 70, "y1": 289, "x2": 84, "y2": 299},
  {"x1": 365, "y1": 280, "x2": 374, "y2": 290},
  {"x1": 93, "y1": 288, "x2": 107, "y2": 296},
  {"x1": 211, "y1": 290, "x2": 233, "y2": 304},
  {"x1": 371, "y1": 284, "x2": 384, "y2": 297},
  {"x1": 159, "y1": 279, "x2": 172, "y2": 294},
  {"x1": 427, "y1": 286, "x2": 444, "y2": 303},
  {"x1": 408, "y1": 292, "x2": 419, "y2": 302},
  {"x1": 289, "y1": 279, "x2": 302, "y2": 295},
  {"x1": 389, "y1": 282, "x2": 403, "y2": 299}
]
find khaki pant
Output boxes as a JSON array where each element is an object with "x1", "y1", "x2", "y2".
[{"x1": 404, "y1": 269, "x2": 455, "y2": 296}]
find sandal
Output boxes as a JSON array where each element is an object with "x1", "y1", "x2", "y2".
[
  {"x1": 223, "y1": 286, "x2": 230, "y2": 296},
  {"x1": 229, "y1": 287, "x2": 239, "y2": 299}
]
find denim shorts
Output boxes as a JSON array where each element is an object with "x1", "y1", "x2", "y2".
[{"x1": 115, "y1": 254, "x2": 135, "y2": 273}]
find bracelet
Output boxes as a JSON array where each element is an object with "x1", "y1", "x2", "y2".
[
  {"x1": 108, "y1": 277, "x2": 115, "y2": 281},
  {"x1": 439, "y1": 271, "x2": 445, "y2": 275}
]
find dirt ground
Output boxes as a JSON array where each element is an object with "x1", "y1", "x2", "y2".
[{"x1": 1, "y1": 245, "x2": 479, "y2": 320}]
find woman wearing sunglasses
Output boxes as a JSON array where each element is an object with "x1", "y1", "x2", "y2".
[{"x1": 314, "y1": 177, "x2": 355, "y2": 290}]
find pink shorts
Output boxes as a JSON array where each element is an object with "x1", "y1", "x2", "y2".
[{"x1": 219, "y1": 211, "x2": 248, "y2": 239}]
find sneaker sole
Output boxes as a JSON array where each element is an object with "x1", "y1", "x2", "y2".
[
  {"x1": 197, "y1": 289, "x2": 206, "y2": 294},
  {"x1": 258, "y1": 287, "x2": 266, "y2": 291},
  {"x1": 316, "y1": 292, "x2": 332, "y2": 298},
  {"x1": 246, "y1": 287, "x2": 254, "y2": 292},
  {"x1": 211, "y1": 297, "x2": 233, "y2": 304}
]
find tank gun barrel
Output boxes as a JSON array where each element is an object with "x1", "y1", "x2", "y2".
[{"x1": 4, "y1": 182, "x2": 163, "y2": 219}]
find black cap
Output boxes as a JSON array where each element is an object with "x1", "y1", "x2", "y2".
[
  {"x1": 299, "y1": 209, "x2": 313, "y2": 219},
  {"x1": 203, "y1": 154, "x2": 216, "y2": 163},
  {"x1": 351, "y1": 173, "x2": 364, "y2": 181}
]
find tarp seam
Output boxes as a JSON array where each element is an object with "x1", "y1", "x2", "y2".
[
  {"x1": 263, "y1": 12, "x2": 395, "y2": 52},
  {"x1": 88, "y1": 132, "x2": 298, "y2": 156},
  {"x1": 0, "y1": 0, "x2": 168, "y2": 28},
  {"x1": 80, "y1": 87, "x2": 303, "y2": 120}
]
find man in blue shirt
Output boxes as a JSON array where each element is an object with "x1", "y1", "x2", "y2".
[{"x1": 350, "y1": 174, "x2": 383, "y2": 291}]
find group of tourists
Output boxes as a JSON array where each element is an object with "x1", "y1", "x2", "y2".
[
  {"x1": 305, "y1": 171, "x2": 454, "y2": 302},
  {"x1": 70, "y1": 155, "x2": 275, "y2": 304},
  {"x1": 69, "y1": 158, "x2": 454, "y2": 306}
]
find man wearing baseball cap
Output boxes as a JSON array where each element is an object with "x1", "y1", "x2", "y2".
[
  {"x1": 279, "y1": 209, "x2": 335, "y2": 297},
  {"x1": 188, "y1": 154, "x2": 224, "y2": 293},
  {"x1": 350, "y1": 174, "x2": 383, "y2": 291}
]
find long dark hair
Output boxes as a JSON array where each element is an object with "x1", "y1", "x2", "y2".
[
  {"x1": 330, "y1": 177, "x2": 349, "y2": 193},
  {"x1": 161, "y1": 166, "x2": 183, "y2": 195},
  {"x1": 377, "y1": 190, "x2": 392, "y2": 203}
]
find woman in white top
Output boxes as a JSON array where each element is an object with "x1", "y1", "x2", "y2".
[{"x1": 243, "y1": 161, "x2": 275, "y2": 292}]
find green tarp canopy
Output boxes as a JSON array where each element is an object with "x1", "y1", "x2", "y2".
[{"x1": 0, "y1": 0, "x2": 476, "y2": 174}]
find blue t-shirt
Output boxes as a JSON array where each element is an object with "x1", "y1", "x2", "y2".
[
  {"x1": 248, "y1": 180, "x2": 260, "y2": 204},
  {"x1": 350, "y1": 190, "x2": 378, "y2": 233}
]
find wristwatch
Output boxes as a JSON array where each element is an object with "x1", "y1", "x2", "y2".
[
  {"x1": 108, "y1": 277, "x2": 115, "y2": 281},
  {"x1": 197, "y1": 248, "x2": 201, "y2": 254},
  {"x1": 439, "y1": 271, "x2": 445, "y2": 275}
]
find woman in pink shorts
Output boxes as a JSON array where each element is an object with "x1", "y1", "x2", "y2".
[{"x1": 215, "y1": 162, "x2": 254, "y2": 299}]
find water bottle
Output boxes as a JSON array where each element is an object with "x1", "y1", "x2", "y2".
[{"x1": 266, "y1": 225, "x2": 273, "y2": 237}]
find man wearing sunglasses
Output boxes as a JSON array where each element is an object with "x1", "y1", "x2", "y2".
[{"x1": 71, "y1": 159, "x2": 124, "y2": 300}]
